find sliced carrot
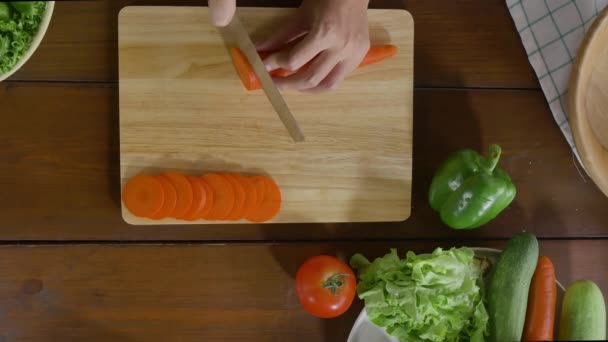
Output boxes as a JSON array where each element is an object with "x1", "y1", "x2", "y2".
[
  {"x1": 224, "y1": 174, "x2": 246, "y2": 220},
  {"x1": 150, "y1": 176, "x2": 177, "y2": 220},
  {"x1": 202, "y1": 173, "x2": 235, "y2": 220},
  {"x1": 246, "y1": 176, "x2": 281, "y2": 223},
  {"x1": 198, "y1": 177, "x2": 215, "y2": 219},
  {"x1": 233, "y1": 174, "x2": 258, "y2": 219},
  {"x1": 122, "y1": 174, "x2": 165, "y2": 218},
  {"x1": 250, "y1": 175, "x2": 266, "y2": 209},
  {"x1": 523, "y1": 256, "x2": 557, "y2": 341},
  {"x1": 163, "y1": 172, "x2": 193, "y2": 219},
  {"x1": 182, "y1": 176, "x2": 208, "y2": 221},
  {"x1": 231, "y1": 45, "x2": 399, "y2": 91}
]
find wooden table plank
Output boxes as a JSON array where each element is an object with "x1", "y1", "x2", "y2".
[
  {"x1": 2, "y1": 82, "x2": 606, "y2": 240},
  {"x1": 0, "y1": 240, "x2": 604, "y2": 341},
  {"x1": 8, "y1": 0, "x2": 538, "y2": 88}
]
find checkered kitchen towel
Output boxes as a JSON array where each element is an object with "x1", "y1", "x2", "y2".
[{"x1": 507, "y1": 0, "x2": 608, "y2": 167}]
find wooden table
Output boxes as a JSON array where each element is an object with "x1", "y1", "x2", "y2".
[{"x1": 1, "y1": 0, "x2": 606, "y2": 340}]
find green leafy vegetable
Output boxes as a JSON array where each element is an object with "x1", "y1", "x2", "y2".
[
  {"x1": 0, "y1": 1, "x2": 46, "y2": 75},
  {"x1": 350, "y1": 247, "x2": 488, "y2": 342}
]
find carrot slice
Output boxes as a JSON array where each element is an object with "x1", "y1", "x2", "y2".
[
  {"x1": 202, "y1": 173, "x2": 235, "y2": 220},
  {"x1": 122, "y1": 174, "x2": 165, "y2": 218},
  {"x1": 198, "y1": 177, "x2": 215, "y2": 219},
  {"x1": 182, "y1": 176, "x2": 208, "y2": 221},
  {"x1": 224, "y1": 174, "x2": 246, "y2": 221},
  {"x1": 163, "y1": 172, "x2": 193, "y2": 219},
  {"x1": 250, "y1": 175, "x2": 266, "y2": 210},
  {"x1": 246, "y1": 176, "x2": 281, "y2": 223},
  {"x1": 234, "y1": 174, "x2": 258, "y2": 219},
  {"x1": 150, "y1": 175, "x2": 177, "y2": 220},
  {"x1": 231, "y1": 45, "x2": 398, "y2": 91}
]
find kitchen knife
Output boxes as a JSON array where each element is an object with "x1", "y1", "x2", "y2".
[{"x1": 220, "y1": 15, "x2": 305, "y2": 143}]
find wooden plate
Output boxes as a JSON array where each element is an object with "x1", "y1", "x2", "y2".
[{"x1": 569, "y1": 6, "x2": 608, "y2": 198}]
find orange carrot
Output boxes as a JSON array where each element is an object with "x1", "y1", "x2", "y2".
[
  {"x1": 234, "y1": 174, "x2": 258, "y2": 219},
  {"x1": 246, "y1": 176, "x2": 281, "y2": 223},
  {"x1": 202, "y1": 173, "x2": 235, "y2": 220},
  {"x1": 523, "y1": 256, "x2": 557, "y2": 341},
  {"x1": 198, "y1": 177, "x2": 215, "y2": 220},
  {"x1": 150, "y1": 175, "x2": 177, "y2": 219},
  {"x1": 122, "y1": 174, "x2": 165, "y2": 218},
  {"x1": 163, "y1": 172, "x2": 194, "y2": 219},
  {"x1": 224, "y1": 174, "x2": 246, "y2": 221},
  {"x1": 182, "y1": 176, "x2": 208, "y2": 221},
  {"x1": 230, "y1": 44, "x2": 398, "y2": 91}
]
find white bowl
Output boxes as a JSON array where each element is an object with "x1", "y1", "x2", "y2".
[{"x1": 0, "y1": 1, "x2": 55, "y2": 81}]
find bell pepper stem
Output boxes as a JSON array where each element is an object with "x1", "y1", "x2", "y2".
[{"x1": 480, "y1": 144, "x2": 502, "y2": 173}]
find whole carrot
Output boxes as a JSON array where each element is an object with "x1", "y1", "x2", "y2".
[
  {"x1": 230, "y1": 45, "x2": 398, "y2": 91},
  {"x1": 522, "y1": 256, "x2": 557, "y2": 341}
]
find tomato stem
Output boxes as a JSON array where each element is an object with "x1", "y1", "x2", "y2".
[{"x1": 323, "y1": 273, "x2": 350, "y2": 295}]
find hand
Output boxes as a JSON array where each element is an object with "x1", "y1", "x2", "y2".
[
  {"x1": 257, "y1": 0, "x2": 370, "y2": 93},
  {"x1": 209, "y1": 0, "x2": 236, "y2": 27}
]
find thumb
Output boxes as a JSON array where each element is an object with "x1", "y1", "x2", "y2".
[{"x1": 209, "y1": 0, "x2": 236, "y2": 27}]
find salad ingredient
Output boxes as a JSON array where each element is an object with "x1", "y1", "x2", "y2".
[
  {"x1": 231, "y1": 44, "x2": 398, "y2": 91},
  {"x1": 487, "y1": 232, "x2": 538, "y2": 342},
  {"x1": 245, "y1": 176, "x2": 281, "y2": 223},
  {"x1": 150, "y1": 176, "x2": 178, "y2": 220},
  {"x1": 234, "y1": 173, "x2": 258, "y2": 218},
  {"x1": 123, "y1": 172, "x2": 281, "y2": 222},
  {"x1": 224, "y1": 174, "x2": 246, "y2": 220},
  {"x1": 182, "y1": 176, "x2": 208, "y2": 221},
  {"x1": 296, "y1": 255, "x2": 356, "y2": 318},
  {"x1": 350, "y1": 247, "x2": 488, "y2": 342},
  {"x1": 0, "y1": 3, "x2": 10, "y2": 21},
  {"x1": 522, "y1": 256, "x2": 557, "y2": 341},
  {"x1": 558, "y1": 280, "x2": 606, "y2": 340},
  {"x1": 0, "y1": 1, "x2": 46, "y2": 74},
  {"x1": 202, "y1": 173, "x2": 235, "y2": 220},
  {"x1": 429, "y1": 144, "x2": 516, "y2": 229},
  {"x1": 122, "y1": 174, "x2": 165, "y2": 218},
  {"x1": 163, "y1": 172, "x2": 194, "y2": 219},
  {"x1": 198, "y1": 178, "x2": 215, "y2": 219}
]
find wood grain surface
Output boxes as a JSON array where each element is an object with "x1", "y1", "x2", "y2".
[
  {"x1": 119, "y1": 7, "x2": 413, "y2": 224},
  {"x1": 0, "y1": 240, "x2": 604, "y2": 341},
  {"x1": 2, "y1": 82, "x2": 607, "y2": 239},
  {"x1": 6, "y1": 0, "x2": 537, "y2": 88}
]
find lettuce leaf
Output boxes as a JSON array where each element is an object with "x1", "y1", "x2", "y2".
[
  {"x1": 350, "y1": 247, "x2": 488, "y2": 342},
  {"x1": 0, "y1": 1, "x2": 46, "y2": 75}
]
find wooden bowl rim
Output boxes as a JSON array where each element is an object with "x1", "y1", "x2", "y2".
[{"x1": 569, "y1": 5, "x2": 608, "y2": 198}]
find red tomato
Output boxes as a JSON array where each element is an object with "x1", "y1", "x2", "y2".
[{"x1": 295, "y1": 255, "x2": 356, "y2": 318}]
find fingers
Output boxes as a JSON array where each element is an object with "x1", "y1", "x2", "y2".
[
  {"x1": 209, "y1": 0, "x2": 236, "y2": 27},
  {"x1": 263, "y1": 32, "x2": 331, "y2": 72},
  {"x1": 273, "y1": 51, "x2": 341, "y2": 91},
  {"x1": 301, "y1": 62, "x2": 351, "y2": 94},
  {"x1": 255, "y1": 18, "x2": 307, "y2": 52}
]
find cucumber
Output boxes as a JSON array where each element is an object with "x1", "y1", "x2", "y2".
[
  {"x1": 487, "y1": 232, "x2": 539, "y2": 342},
  {"x1": 558, "y1": 280, "x2": 606, "y2": 340}
]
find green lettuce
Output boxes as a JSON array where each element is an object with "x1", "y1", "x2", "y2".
[
  {"x1": 0, "y1": 1, "x2": 46, "y2": 75},
  {"x1": 350, "y1": 247, "x2": 488, "y2": 342}
]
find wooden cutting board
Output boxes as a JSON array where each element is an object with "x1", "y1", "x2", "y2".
[{"x1": 118, "y1": 6, "x2": 414, "y2": 225}]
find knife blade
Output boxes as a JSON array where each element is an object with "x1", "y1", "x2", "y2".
[{"x1": 220, "y1": 15, "x2": 305, "y2": 142}]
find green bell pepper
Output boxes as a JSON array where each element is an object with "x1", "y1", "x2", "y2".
[{"x1": 429, "y1": 144, "x2": 516, "y2": 229}]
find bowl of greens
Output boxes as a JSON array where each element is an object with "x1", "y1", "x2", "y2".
[
  {"x1": 348, "y1": 247, "x2": 493, "y2": 342},
  {"x1": 0, "y1": 1, "x2": 54, "y2": 81}
]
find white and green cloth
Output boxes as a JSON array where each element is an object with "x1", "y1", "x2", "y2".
[{"x1": 507, "y1": 0, "x2": 608, "y2": 165}]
